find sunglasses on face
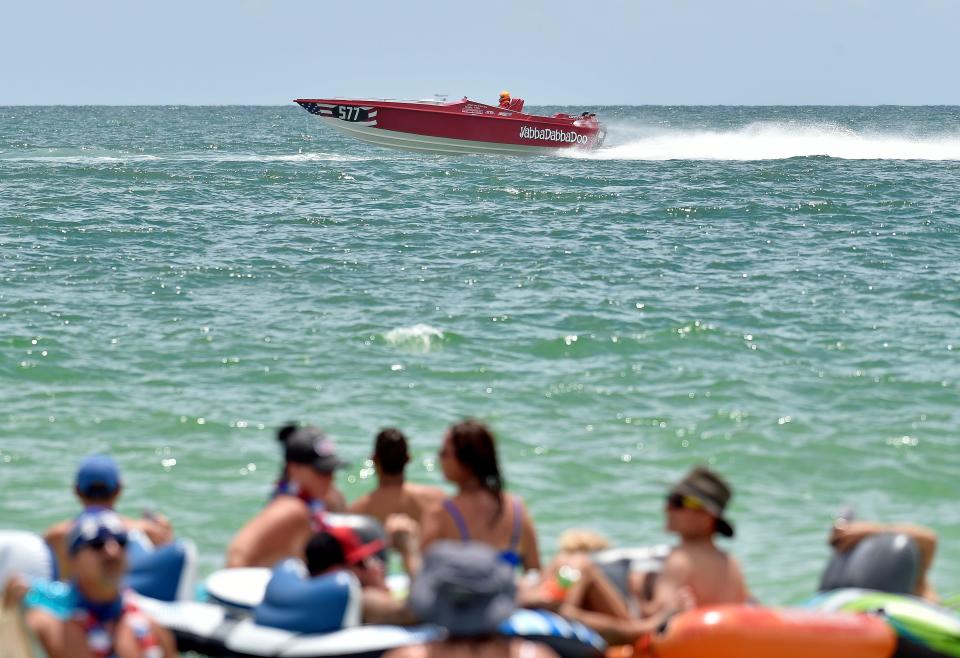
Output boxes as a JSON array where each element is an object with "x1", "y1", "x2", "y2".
[
  {"x1": 666, "y1": 493, "x2": 705, "y2": 511},
  {"x1": 85, "y1": 532, "x2": 129, "y2": 552}
]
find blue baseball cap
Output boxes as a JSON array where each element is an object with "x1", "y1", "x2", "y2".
[
  {"x1": 67, "y1": 508, "x2": 128, "y2": 555},
  {"x1": 75, "y1": 454, "x2": 121, "y2": 498}
]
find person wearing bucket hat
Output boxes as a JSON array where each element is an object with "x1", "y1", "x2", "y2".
[
  {"x1": 227, "y1": 423, "x2": 348, "y2": 568},
  {"x1": 383, "y1": 541, "x2": 559, "y2": 658},
  {"x1": 657, "y1": 465, "x2": 750, "y2": 609},
  {"x1": 43, "y1": 454, "x2": 175, "y2": 580},
  {"x1": 15, "y1": 509, "x2": 178, "y2": 658},
  {"x1": 535, "y1": 466, "x2": 750, "y2": 646}
]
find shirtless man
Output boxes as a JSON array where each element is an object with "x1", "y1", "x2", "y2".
[
  {"x1": 44, "y1": 454, "x2": 174, "y2": 580},
  {"x1": 16, "y1": 509, "x2": 178, "y2": 658},
  {"x1": 552, "y1": 466, "x2": 750, "y2": 645},
  {"x1": 348, "y1": 428, "x2": 445, "y2": 525},
  {"x1": 226, "y1": 424, "x2": 346, "y2": 568}
]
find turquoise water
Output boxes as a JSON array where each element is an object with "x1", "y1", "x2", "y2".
[{"x1": 1, "y1": 106, "x2": 958, "y2": 606}]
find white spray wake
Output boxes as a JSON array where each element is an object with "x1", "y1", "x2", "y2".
[{"x1": 569, "y1": 121, "x2": 960, "y2": 161}]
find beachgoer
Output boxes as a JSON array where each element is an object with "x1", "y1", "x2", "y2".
[
  {"x1": 15, "y1": 509, "x2": 178, "y2": 658},
  {"x1": 656, "y1": 466, "x2": 750, "y2": 607},
  {"x1": 304, "y1": 526, "x2": 415, "y2": 625},
  {"x1": 348, "y1": 428, "x2": 446, "y2": 525},
  {"x1": 383, "y1": 541, "x2": 560, "y2": 658},
  {"x1": 547, "y1": 466, "x2": 750, "y2": 645},
  {"x1": 418, "y1": 419, "x2": 540, "y2": 572},
  {"x1": 829, "y1": 519, "x2": 939, "y2": 601},
  {"x1": 44, "y1": 454, "x2": 174, "y2": 580},
  {"x1": 272, "y1": 424, "x2": 348, "y2": 512},
  {"x1": 226, "y1": 424, "x2": 346, "y2": 568}
]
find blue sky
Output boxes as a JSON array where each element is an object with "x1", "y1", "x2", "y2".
[{"x1": 3, "y1": 0, "x2": 958, "y2": 105}]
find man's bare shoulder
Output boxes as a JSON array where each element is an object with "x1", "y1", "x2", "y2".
[
  {"x1": 348, "y1": 493, "x2": 373, "y2": 515},
  {"x1": 405, "y1": 483, "x2": 446, "y2": 504},
  {"x1": 42, "y1": 520, "x2": 72, "y2": 543},
  {"x1": 663, "y1": 546, "x2": 696, "y2": 570}
]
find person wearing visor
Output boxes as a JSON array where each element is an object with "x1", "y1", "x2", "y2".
[
  {"x1": 304, "y1": 526, "x2": 414, "y2": 625},
  {"x1": 44, "y1": 454, "x2": 174, "y2": 581},
  {"x1": 227, "y1": 424, "x2": 347, "y2": 568},
  {"x1": 15, "y1": 509, "x2": 178, "y2": 658}
]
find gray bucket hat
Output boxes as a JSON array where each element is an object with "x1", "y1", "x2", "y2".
[{"x1": 410, "y1": 541, "x2": 517, "y2": 636}]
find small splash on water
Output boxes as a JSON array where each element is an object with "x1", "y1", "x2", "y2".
[{"x1": 383, "y1": 324, "x2": 445, "y2": 352}]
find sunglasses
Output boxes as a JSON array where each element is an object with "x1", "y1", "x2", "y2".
[
  {"x1": 85, "y1": 532, "x2": 129, "y2": 552},
  {"x1": 666, "y1": 493, "x2": 705, "y2": 511}
]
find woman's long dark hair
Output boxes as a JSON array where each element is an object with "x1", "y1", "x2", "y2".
[{"x1": 449, "y1": 419, "x2": 505, "y2": 521}]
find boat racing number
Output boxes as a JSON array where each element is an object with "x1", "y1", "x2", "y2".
[{"x1": 334, "y1": 105, "x2": 369, "y2": 122}]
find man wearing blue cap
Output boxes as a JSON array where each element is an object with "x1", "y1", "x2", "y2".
[
  {"x1": 44, "y1": 455, "x2": 174, "y2": 580},
  {"x1": 11, "y1": 508, "x2": 178, "y2": 658}
]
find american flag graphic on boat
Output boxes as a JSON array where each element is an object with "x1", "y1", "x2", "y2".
[{"x1": 298, "y1": 102, "x2": 378, "y2": 126}]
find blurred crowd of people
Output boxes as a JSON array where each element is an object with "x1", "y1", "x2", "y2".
[{"x1": 2, "y1": 419, "x2": 943, "y2": 658}]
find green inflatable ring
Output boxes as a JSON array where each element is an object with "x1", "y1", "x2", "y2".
[{"x1": 806, "y1": 589, "x2": 960, "y2": 658}]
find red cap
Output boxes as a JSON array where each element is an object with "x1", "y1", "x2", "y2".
[{"x1": 327, "y1": 525, "x2": 385, "y2": 565}]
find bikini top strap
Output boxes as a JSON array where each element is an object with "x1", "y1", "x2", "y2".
[
  {"x1": 442, "y1": 499, "x2": 471, "y2": 541},
  {"x1": 508, "y1": 496, "x2": 523, "y2": 552}
]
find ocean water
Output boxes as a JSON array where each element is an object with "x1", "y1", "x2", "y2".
[{"x1": 1, "y1": 105, "x2": 958, "y2": 606}]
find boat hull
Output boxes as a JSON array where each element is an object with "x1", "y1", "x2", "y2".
[{"x1": 296, "y1": 98, "x2": 604, "y2": 156}]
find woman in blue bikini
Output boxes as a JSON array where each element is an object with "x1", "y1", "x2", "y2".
[{"x1": 418, "y1": 419, "x2": 541, "y2": 572}]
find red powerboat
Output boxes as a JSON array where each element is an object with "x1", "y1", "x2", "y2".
[{"x1": 293, "y1": 96, "x2": 605, "y2": 155}]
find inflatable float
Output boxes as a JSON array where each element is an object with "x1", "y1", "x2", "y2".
[
  {"x1": 808, "y1": 589, "x2": 960, "y2": 658},
  {"x1": 634, "y1": 605, "x2": 897, "y2": 658},
  {"x1": 189, "y1": 557, "x2": 606, "y2": 658}
]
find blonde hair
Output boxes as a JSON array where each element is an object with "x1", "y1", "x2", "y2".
[{"x1": 558, "y1": 529, "x2": 611, "y2": 553}]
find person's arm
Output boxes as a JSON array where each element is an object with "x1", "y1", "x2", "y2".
[
  {"x1": 418, "y1": 502, "x2": 452, "y2": 552},
  {"x1": 25, "y1": 609, "x2": 71, "y2": 658},
  {"x1": 830, "y1": 521, "x2": 938, "y2": 600},
  {"x1": 386, "y1": 514, "x2": 423, "y2": 578},
  {"x1": 517, "y1": 498, "x2": 542, "y2": 572},
  {"x1": 115, "y1": 615, "x2": 180, "y2": 658},
  {"x1": 324, "y1": 486, "x2": 347, "y2": 513},
  {"x1": 729, "y1": 556, "x2": 753, "y2": 604},
  {"x1": 153, "y1": 621, "x2": 180, "y2": 658},
  {"x1": 126, "y1": 513, "x2": 174, "y2": 546},
  {"x1": 225, "y1": 497, "x2": 310, "y2": 568},
  {"x1": 361, "y1": 588, "x2": 417, "y2": 625},
  {"x1": 42, "y1": 520, "x2": 71, "y2": 580}
]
